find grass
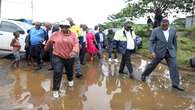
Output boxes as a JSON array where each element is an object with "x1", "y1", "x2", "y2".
[
  {"x1": 176, "y1": 37, "x2": 195, "y2": 68},
  {"x1": 136, "y1": 35, "x2": 195, "y2": 69}
]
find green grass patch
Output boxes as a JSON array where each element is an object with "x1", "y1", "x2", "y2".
[{"x1": 136, "y1": 36, "x2": 195, "y2": 68}]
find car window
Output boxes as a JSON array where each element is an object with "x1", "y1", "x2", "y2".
[
  {"x1": 17, "y1": 21, "x2": 33, "y2": 30},
  {"x1": 0, "y1": 21, "x2": 23, "y2": 33}
]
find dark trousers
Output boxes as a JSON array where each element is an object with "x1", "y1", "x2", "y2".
[
  {"x1": 119, "y1": 50, "x2": 133, "y2": 75},
  {"x1": 25, "y1": 46, "x2": 30, "y2": 60},
  {"x1": 30, "y1": 45, "x2": 42, "y2": 66},
  {"x1": 79, "y1": 43, "x2": 86, "y2": 64},
  {"x1": 52, "y1": 55, "x2": 75, "y2": 91},
  {"x1": 142, "y1": 51, "x2": 180, "y2": 86},
  {"x1": 108, "y1": 46, "x2": 117, "y2": 59},
  {"x1": 49, "y1": 48, "x2": 53, "y2": 68}
]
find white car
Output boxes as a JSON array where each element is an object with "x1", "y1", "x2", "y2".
[{"x1": 0, "y1": 19, "x2": 33, "y2": 52}]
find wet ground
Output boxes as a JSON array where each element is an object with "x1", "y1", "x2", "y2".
[{"x1": 0, "y1": 54, "x2": 195, "y2": 110}]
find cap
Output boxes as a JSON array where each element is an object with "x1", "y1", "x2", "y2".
[{"x1": 59, "y1": 20, "x2": 70, "y2": 26}]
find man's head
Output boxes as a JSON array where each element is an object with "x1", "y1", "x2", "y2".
[
  {"x1": 99, "y1": 27, "x2": 104, "y2": 32},
  {"x1": 124, "y1": 21, "x2": 132, "y2": 31},
  {"x1": 82, "y1": 24, "x2": 88, "y2": 31},
  {"x1": 44, "y1": 22, "x2": 52, "y2": 30},
  {"x1": 67, "y1": 17, "x2": 74, "y2": 26},
  {"x1": 160, "y1": 18, "x2": 169, "y2": 30},
  {"x1": 94, "y1": 25, "x2": 99, "y2": 31},
  {"x1": 34, "y1": 22, "x2": 41, "y2": 29},
  {"x1": 13, "y1": 31, "x2": 20, "y2": 38},
  {"x1": 108, "y1": 29, "x2": 114, "y2": 34}
]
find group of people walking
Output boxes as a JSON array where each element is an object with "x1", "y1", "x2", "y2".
[{"x1": 10, "y1": 17, "x2": 184, "y2": 98}]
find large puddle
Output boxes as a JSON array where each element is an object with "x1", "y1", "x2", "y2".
[{"x1": 0, "y1": 55, "x2": 195, "y2": 110}]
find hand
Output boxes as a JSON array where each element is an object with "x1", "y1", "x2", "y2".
[
  {"x1": 70, "y1": 51, "x2": 78, "y2": 58},
  {"x1": 149, "y1": 52, "x2": 156, "y2": 59},
  {"x1": 44, "y1": 46, "x2": 48, "y2": 52}
]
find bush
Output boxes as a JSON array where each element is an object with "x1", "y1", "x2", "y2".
[
  {"x1": 171, "y1": 18, "x2": 185, "y2": 30},
  {"x1": 133, "y1": 24, "x2": 150, "y2": 37},
  {"x1": 192, "y1": 25, "x2": 195, "y2": 40},
  {"x1": 177, "y1": 37, "x2": 195, "y2": 52},
  {"x1": 177, "y1": 50, "x2": 192, "y2": 66}
]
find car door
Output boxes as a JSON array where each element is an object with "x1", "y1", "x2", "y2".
[{"x1": 0, "y1": 21, "x2": 25, "y2": 51}]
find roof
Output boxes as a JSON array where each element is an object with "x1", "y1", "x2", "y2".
[{"x1": 186, "y1": 15, "x2": 195, "y2": 18}]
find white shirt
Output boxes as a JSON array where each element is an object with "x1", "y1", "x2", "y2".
[
  {"x1": 125, "y1": 30, "x2": 135, "y2": 50},
  {"x1": 94, "y1": 30, "x2": 99, "y2": 35},
  {"x1": 163, "y1": 28, "x2": 169, "y2": 42},
  {"x1": 83, "y1": 31, "x2": 87, "y2": 43},
  {"x1": 99, "y1": 33, "x2": 104, "y2": 42},
  {"x1": 48, "y1": 29, "x2": 53, "y2": 38}
]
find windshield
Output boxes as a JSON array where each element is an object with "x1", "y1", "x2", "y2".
[{"x1": 16, "y1": 21, "x2": 33, "y2": 30}]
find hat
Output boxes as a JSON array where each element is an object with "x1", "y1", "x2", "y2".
[
  {"x1": 59, "y1": 20, "x2": 70, "y2": 26},
  {"x1": 161, "y1": 18, "x2": 169, "y2": 23}
]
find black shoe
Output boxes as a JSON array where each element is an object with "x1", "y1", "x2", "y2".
[
  {"x1": 35, "y1": 66, "x2": 42, "y2": 70},
  {"x1": 63, "y1": 72, "x2": 67, "y2": 74},
  {"x1": 80, "y1": 62, "x2": 86, "y2": 65},
  {"x1": 141, "y1": 74, "x2": 146, "y2": 82},
  {"x1": 172, "y1": 85, "x2": 184, "y2": 91},
  {"x1": 76, "y1": 74, "x2": 83, "y2": 79},
  {"x1": 119, "y1": 71, "x2": 128, "y2": 75},
  {"x1": 48, "y1": 67, "x2": 53, "y2": 71}
]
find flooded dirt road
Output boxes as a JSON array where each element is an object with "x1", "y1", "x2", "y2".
[{"x1": 0, "y1": 54, "x2": 195, "y2": 110}]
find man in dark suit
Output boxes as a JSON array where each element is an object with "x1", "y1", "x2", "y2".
[
  {"x1": 141, "y1": 18, "x2": 184, "y2": 91},
  {"x1": 95, "y1": 27, "x2": 106, "y2": 58}
]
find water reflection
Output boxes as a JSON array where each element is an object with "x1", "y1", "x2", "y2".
[{"x1": 0, "y1": 55, "x2": 195, "y2": 109}]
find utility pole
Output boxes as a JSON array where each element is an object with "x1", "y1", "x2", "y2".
[
  {"x1": 31, "y1": 0, "x2": 33, "y2": 20},
  {"x1": 0, "y1": 0, "x2": 1, "y2": 18}
]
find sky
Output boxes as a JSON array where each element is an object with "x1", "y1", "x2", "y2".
[
  {"x1": 1, "y1": 0, "x2": 126, "y2": 27},
  {"x1": 1, "y1": 0, "x2": 187, "y2": 27}
]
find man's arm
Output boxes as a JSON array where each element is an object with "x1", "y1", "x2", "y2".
[
  {"x1": 70, "y1": 35, "x2": 80, "y2": 57},
  {"x1": 44, "y1": 32, "x2": 56, "y2": 52},
  {"x1": 95, "y1": 33, "x2": 99, "y2": 43},
  {"x1": 149, "y1": 29, "x2": 157, "y2": 53},
  {"x1": 149, "y1": 29, "x2": 157, "y2": 59},
  {"x1": 131, "y1": 31, "x2": 136, "y2": 39},
  {"x1": 10, "y1": 39, "x2": 15, "y2": 47}
]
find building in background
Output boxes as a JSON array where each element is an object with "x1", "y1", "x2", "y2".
[{"x1": 185, "y1": 15, "x2": 195, "y2": 28}]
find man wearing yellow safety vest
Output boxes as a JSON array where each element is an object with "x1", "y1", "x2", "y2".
[{"x1": 113, "y1": 21, "x2": 136, "y2": 79}]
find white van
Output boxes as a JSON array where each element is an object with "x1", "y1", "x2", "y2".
[{"x1": 0, "y1": 19, "x2": 33, "y2": 52}]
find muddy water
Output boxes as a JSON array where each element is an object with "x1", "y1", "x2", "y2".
[{"x1": 0, "y1": 55, "x2": 195, "y2": 110}]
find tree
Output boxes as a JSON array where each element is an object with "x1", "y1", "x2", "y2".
[
  {"x1": 108, "y1": 0, "x2": 194, "y2": 27},
  {"x1": 103, "y1": 4, "x2": 138, "y2": 29}
]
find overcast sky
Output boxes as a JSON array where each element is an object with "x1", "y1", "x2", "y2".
[
  {"x1": 1, "y1": 0, "x2": 185, "y2": 27},
  {"x1": 1, "y1": 0, "x2": 125, "y2": 27}
]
